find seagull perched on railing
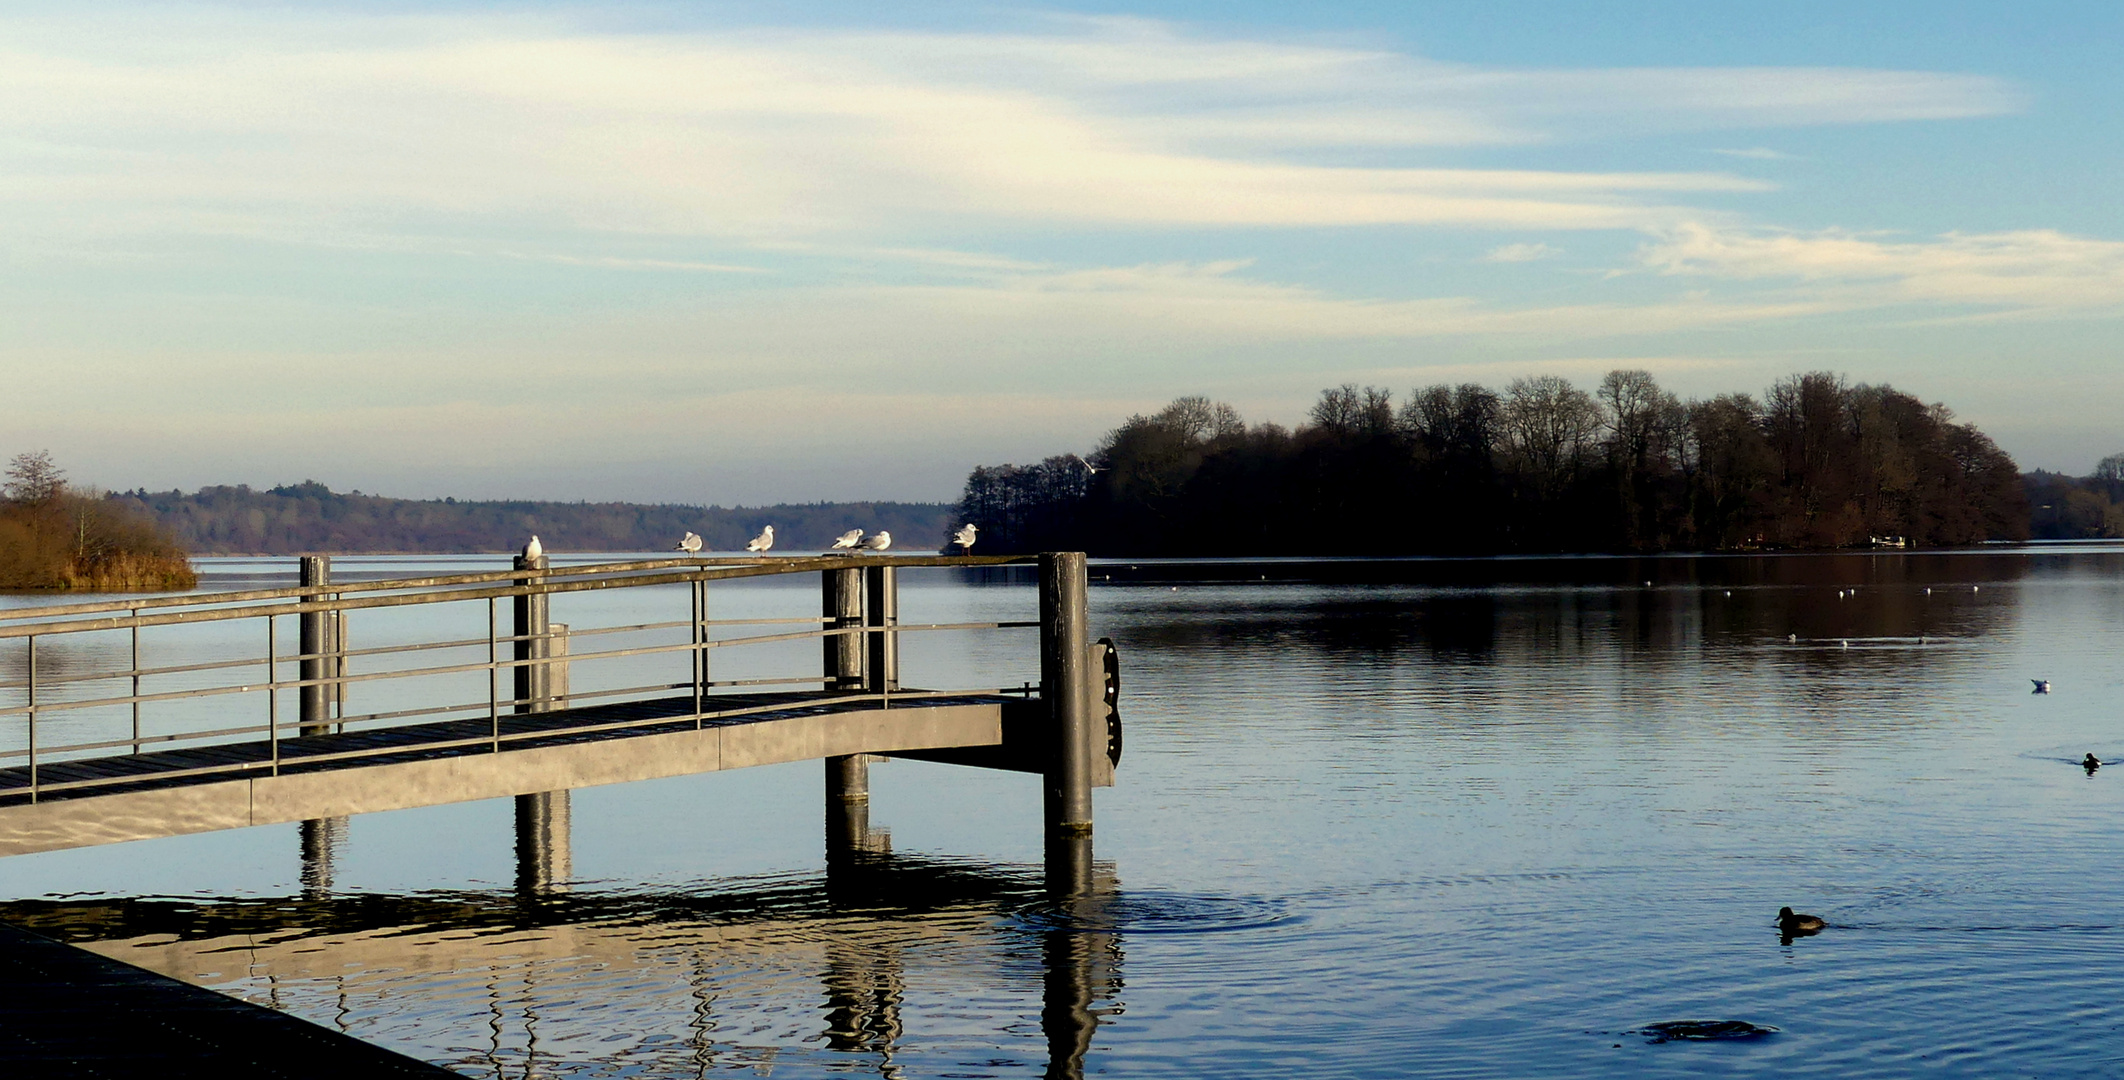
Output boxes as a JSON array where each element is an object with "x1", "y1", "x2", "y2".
[
  {"x1": 952, "y1": 524, "x2": 977, "y2": 552},
  {"x1": 675, "y1": 532, "x2": 702, "y2": 553},
  {"x1": 832, "y1": 529, "x2": 864, "y2": 550},
  {"x1": 746, "y1": 526, "x2": 774, "y2": 553},
  {"x1": 862, "y1": 530, "x2": 892, "y2": 552},
  {"x1": 523, "y1": 535, "x2": 543, "y2": 560}
]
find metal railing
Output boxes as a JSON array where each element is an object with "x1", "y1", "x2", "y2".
[{"x1": 0, "y1": 554, "x2": 1039, "y2": 803}]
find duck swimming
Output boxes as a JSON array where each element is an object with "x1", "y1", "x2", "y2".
[
  {"x1": 2032, "y1": 679, "x2": 2052, "y2": 694},
  {"x1": 1777, "y1": 907, "x2": 1826, "y2": 935},
  {"x1": 2085, "y1": 754, "x2": 2101, "y2": 772}
]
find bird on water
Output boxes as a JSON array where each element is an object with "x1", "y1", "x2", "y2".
[
  {"x1": 523, "y1": 535, "x2": 543, "y2": 560},
  {"x1": 2032, "y1": 679, "x2": 2052, "y2": 694},
  {"x1": 862, "y1": 530, "x2": 893, "y2": 552},
  {"x1": 675, "y1": 532, "x2": 702, "y2": 554},
  {"x1": 952, "y1": 524, "x2": 977, "y2": 552},
  {"x1": 746, "y1": 526, "x2": 774, "y2": 553},
  {"x1": 2084, "y1": 754, "x2": 2101, "y2": 772},
  {"x1": 1777, "y1": 907, "x2": 1826, "y2": 935},
  {"x1": 832, "y1": 529, "x2": 864, "y2": 550}
]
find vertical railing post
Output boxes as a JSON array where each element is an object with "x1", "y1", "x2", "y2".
[
  {"x1": 299, "y1": 555, "x2": 332, "y2": 737},
  {"x1": 267, "y1": 614, "x2": 280, "y2": 774},
  {"x1": 692, "y1": 579, "x2": 707, "y2": 726},
  {"x1": 863, "y1": 564, "x2": 898, "y2": 699},
  {"x1": 1039, "y1": 552, "x2": 1094, "y2": 872},
  {"x1": 824, "y1": 565, "x2": 871, "y2": 860},
  {"x1": 487, "y1": 598, "x2": 498, "y2": 751},
  {"x1": 129, "y1": 611, "x2": 141, "y2": 755},
  {"x1": 25, "y1": 635, "x2": 36, "y2": 802}
]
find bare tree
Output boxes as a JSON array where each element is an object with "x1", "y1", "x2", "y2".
[
  {"x1": 1501, "y1": 376, "x2": 1601, "y2": 497},
  {"x1": 4, "y1": 450, "x2": 65, "y2": 504}
]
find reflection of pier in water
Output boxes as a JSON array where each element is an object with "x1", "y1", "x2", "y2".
[{"x1": 0, "y1": 847, "x2": 1124, "y2": 1078}]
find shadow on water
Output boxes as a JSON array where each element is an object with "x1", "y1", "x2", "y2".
[{"x1": 0, "y1": 848, "x2": 1131, "y2": 1079}]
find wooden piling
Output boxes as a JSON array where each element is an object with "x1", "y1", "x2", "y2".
[
  {"x1": 1039, "y1": 552, "x2": 1094, "y2": 855},
  {"x1": 826, "y1": 566, "x2": 872, "y2": 857},
  {"x1": 298, "y1": 555, "x2": 333, "y2": 737},
  {"x1": 512, "y1": 553, "x2": 550, "y2": 713},
  {"x1": 512, "y1": 553, "x2": 569, "y2": 892}
]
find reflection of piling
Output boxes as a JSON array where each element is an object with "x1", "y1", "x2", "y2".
[
  {"x1": 298, "y1": 815, "x2": 345, "y2": 898},
  {"x1": 1040, "y1": 553, "x2": 1094, "y2": 866},
  {"x1": 514, "y1": 789, "x2": 571, "y2": 896},
  {"x1": 1040, "y1": 854, "x2": 1118, "y2": 1080},
  {"x1": 513, "y1": 553, "x2": 570, "y2": 896},
  {"x1": 823, "y1": 937, "x2": 906, "y2": 1059}
]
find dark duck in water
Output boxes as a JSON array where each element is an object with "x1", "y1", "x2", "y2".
[{"x1": 1777, "y1": 907, "x2": 1826, "y2": 937}]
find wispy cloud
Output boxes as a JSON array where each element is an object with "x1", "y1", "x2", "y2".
[
  {"x1": 1484, "y1": 242, "x2": 1560, "y2": 263},
  {"x1": 0, "y1": 9, "x2": 2018, "y2": 248},
  {"x1": 1710, "y1": 147, "x2": 1799, "y2": 160},
  {"x1": 1640, "y1": 224, "x2": 2124, "y2": 313}
]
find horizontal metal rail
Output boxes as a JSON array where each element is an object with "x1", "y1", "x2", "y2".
[{"x1": 0, "y1": 554, "x2": 1028, "y2": 636}]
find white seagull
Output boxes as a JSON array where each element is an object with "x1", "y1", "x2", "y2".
[
  {"x1": 746, "y1": 525, "x2": 775, "y2": 553},
  {"x1": 862, "y1": 530, "x2": 892, "y2": 552},
  {"x1": 675, "y1": 532, "x2": 702, "y2": 554},
  {"x1": 832, "y1": 529, "x2": 865, "y2": 550},
  {"x1": 952, "y1": 524, "x2": 977, "y2": 552},
  {"x1": 523, "y1": 535, "x2": 543, "y2": 560}
]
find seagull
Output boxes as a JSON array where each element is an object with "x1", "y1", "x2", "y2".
[
  {"x1": 861, "y1": 530, "x2": 892, "y2": 552},
  {"x1": 746, "y1": 525, "x2": 774, "y2": 553},
  {"x1": 952, "y1": 524, "x2": 977, "y2": 552},
  {"x1": 523, "y1": 535, "x2": 543, "y2": 560},
  {"x1": 1077, "y1": 457, "x2": 1104, "y2": 475},
  {"x1": 2033, "y1": 679, "x2": 2052, "y2": 694},
  {"x1": 831, "y1": 529, "x2": 864, "y2": 550},
  {"x1": 1787, "y1": 633, "x2": 1798, "y2": 644},
  {"x1": 675, "y1": 532, "x2": 702, "y2": 554}
]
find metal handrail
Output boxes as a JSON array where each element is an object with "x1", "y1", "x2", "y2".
[{"x1": 0, "y1": 554, "x2": 1024, "y2": 633}]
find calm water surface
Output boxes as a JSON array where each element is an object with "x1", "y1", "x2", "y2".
[{"x1": 3, "y1": 547, "x2": 2123, "y2": 1077}]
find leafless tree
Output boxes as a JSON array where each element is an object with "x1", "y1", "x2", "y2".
[{"x1": 4, "y1": 450, "x2": 65, "y2": 505}]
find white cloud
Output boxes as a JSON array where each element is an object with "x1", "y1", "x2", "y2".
[
  {"x1": 1710, "y1": 147, "x2": 1799, "y2": 160},
  {"x1": 1484, "y1": 242, "x2": 1559, "y2": 262},
  {"x1": 1640, "y1": 224, "x2": 2124, "y2": 313}
]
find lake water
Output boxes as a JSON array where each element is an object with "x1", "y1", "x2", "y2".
[{"x1": 3, "y1": 546, "x2": 2123, "y2": 1078}]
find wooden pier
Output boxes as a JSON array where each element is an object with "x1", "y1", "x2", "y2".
[
  {"x1": 0, "y1": 551, "x2": 1117, "y2": 865},
  {"x1": 0, "y1": 550, "x2": 1120, "y2": 1075}
]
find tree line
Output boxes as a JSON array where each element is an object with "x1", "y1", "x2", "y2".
[
  {"x1": 955, "y1": 371, "x2": 2039, "y2": 556},
  {"x1": 2026, "y1": 455, "x2": 2124, "y2": 539},
  {"x1": 106, "y1": 481, "x2": 954, "y2": 555}
]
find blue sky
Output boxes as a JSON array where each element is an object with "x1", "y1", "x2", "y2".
[{"x1": 2, "y1": 2, "x2": 2118, "y2": 503}]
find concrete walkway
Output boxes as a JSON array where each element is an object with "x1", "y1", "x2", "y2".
[{"x1": 0, "y1": 921, "x2": 459, "y2": 1078}]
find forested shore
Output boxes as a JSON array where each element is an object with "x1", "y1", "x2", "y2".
[
  {"x1": 955, "y1": 371, "x2": 2059, "y2": 557},
  {"x1": 0, "y1": 452, "x2": 195, "y2": 590},
  {"x1": 107, "y1": 483, "x2": 953, "y2": 556}
]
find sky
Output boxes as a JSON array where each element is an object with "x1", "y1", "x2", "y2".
[{"x1": 2, "y1": 1, "x2": 2119, "y2": 504}]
